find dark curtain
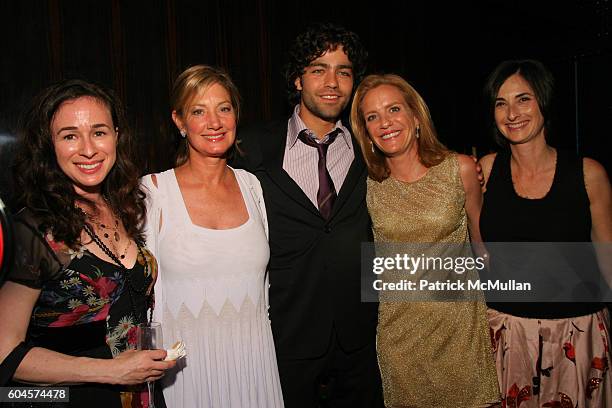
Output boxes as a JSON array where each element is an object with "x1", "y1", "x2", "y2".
[{"x1": 1, "y1": 0, "x2": 610, "y2": 207}]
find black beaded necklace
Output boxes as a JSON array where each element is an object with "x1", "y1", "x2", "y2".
[{"x1": 83, "y1": 223, "x2": 153, "y2": 323}]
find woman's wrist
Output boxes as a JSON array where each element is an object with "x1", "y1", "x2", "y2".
[{"x1": 73, "y1": 356, "x2": 116, "y2": 384}]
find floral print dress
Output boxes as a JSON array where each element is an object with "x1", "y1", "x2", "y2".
[{"x1": 7, "y1": 209, "x2": 157, "y2": 408}]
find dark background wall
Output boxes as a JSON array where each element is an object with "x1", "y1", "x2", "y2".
[{"x1": 1, "y1": 0, "x2": 610, "y2": 207}]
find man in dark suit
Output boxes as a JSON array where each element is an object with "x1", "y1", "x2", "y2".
[{"x1": 235, "y1": 23, "x2": 382, "y2": 407}]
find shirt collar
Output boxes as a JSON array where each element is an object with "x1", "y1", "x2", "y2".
[{"x1": 286, "y1": 105, "x2": 352, "y2": 149}]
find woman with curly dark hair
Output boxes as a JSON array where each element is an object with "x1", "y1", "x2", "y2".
[{"x1": 0, "y1": 79, "x2": 174, "y2": 407}]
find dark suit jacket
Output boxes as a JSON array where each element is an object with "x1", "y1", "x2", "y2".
[{"x1": 233, "y1": 120, "x2": 378, "y2": 359}]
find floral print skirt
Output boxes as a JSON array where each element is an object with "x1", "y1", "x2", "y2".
[{"x1": 488, "y1": 308, "x2": 612, "y2": 407}]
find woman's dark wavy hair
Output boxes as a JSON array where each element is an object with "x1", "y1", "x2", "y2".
[
  {"x1": 284, "y1": 22, "x2": 368, "y2": 106},
  {"x1": 484, "y1": 59, "x2": 555, "y2": 147},
  {"x1": 13, "y1": 79, "x2": 146, "y2": 248}
]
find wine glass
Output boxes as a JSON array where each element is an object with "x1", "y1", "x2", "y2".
[{"x1": 137, "y1": 322, "x2": 163, "y2": 408}]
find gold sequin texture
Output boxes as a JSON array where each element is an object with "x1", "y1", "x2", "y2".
[{"x1": 367, "y1": 154, "x2": 500, "y2": 407}]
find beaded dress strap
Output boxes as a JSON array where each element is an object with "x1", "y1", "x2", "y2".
[{"x1": 83, "y1": 223, "x2": 152, "y2": 322}]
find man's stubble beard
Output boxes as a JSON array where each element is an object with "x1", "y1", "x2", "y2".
[{"x1": 301, "y1": 93, "x2": 349, "y2": 123}]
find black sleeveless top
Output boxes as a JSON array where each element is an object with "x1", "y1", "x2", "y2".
[{"x1": 480, "y1": 148, "x2": 604, "y2": 318}]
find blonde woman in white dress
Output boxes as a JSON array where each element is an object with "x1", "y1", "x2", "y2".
[{"x1": 142, "y1": 65, "x2": 283, "y2": 408}]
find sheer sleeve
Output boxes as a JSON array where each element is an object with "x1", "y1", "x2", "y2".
[
  {"x1": 7, "y1": 210, "x2": 62, "y2": 289},
  {"x1": 0, "y1": 342, "x2": 32, "y2": 386}
]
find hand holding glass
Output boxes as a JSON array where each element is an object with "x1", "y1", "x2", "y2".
[{"x1": 137, "y1": 322, "x2": 162, "y2": 408}]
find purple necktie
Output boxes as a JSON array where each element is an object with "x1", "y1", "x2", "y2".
[{"x1": 298, "y1": 129, "x2": 340, "y2": 220}]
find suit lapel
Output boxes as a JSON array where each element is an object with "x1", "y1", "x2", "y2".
[
  {"x1": 331, "y1": 135, "x2": 366, "y2": 219},
  {"x1": 260, "y1": 122, "x2": 320, "y2": 217},
  {"x1": 259, "y1": 123, "x2": 366, "y2": 221}
]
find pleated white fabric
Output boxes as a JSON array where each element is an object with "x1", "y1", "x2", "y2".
[{"x1": 142, "y1": 168, "x2": 284, "y2": 408}]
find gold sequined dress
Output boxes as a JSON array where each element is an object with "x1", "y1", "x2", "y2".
[{"x1": 367, "y1": 154, "x2": 500, "y2": 408}]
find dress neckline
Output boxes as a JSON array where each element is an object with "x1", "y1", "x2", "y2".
[
  {"x1": 170, "y1": 167, "x2": 253, "y2": 232},
  {"x1": 82, "y1": 245, "x2": 140, "y2": 270},
  {"x1": 388, "y1": 154, "x2": 450, "y2": 186},
  {"x1": 390, "y1": 169, "x2": 429, "y2": 185},
  {"x1": 508, "y1": 149, "x2": 559, "y2": 201}
]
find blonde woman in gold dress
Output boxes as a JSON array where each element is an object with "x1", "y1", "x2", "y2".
[{"x1": 350, "y1": 74, "x2": 500, "y2": 407}]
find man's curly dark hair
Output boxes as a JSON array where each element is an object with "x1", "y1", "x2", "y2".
[{"x1": 284, "y1": 22, "x2": 368, "y2": 106}]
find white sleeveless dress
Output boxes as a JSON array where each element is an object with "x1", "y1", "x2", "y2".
[{"x1": 142, "y1": 168, "x2": 284, "y2": 408}]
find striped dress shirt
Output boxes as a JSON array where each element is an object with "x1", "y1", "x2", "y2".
[{"x1": 282, "y1": 105, "x2": 355, "y2": 208}]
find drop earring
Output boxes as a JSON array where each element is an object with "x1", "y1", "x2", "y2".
[
  {"x1": 370, "y1": 141, "x2": 375, "y2": 154},
  {"x1": 415, "y1": 125, "x2": 421, "y2": 139},
  {"x1": 180, "y1": 130, "x2": 187, "y2": 138}
]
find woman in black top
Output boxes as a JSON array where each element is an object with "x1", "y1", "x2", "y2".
[
  {"x1": 0, "y1": 80, "x2": 175, "y2": 407},
  {"x1": 479, "y1": 60, "x2": 612, "y2": 407}
]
